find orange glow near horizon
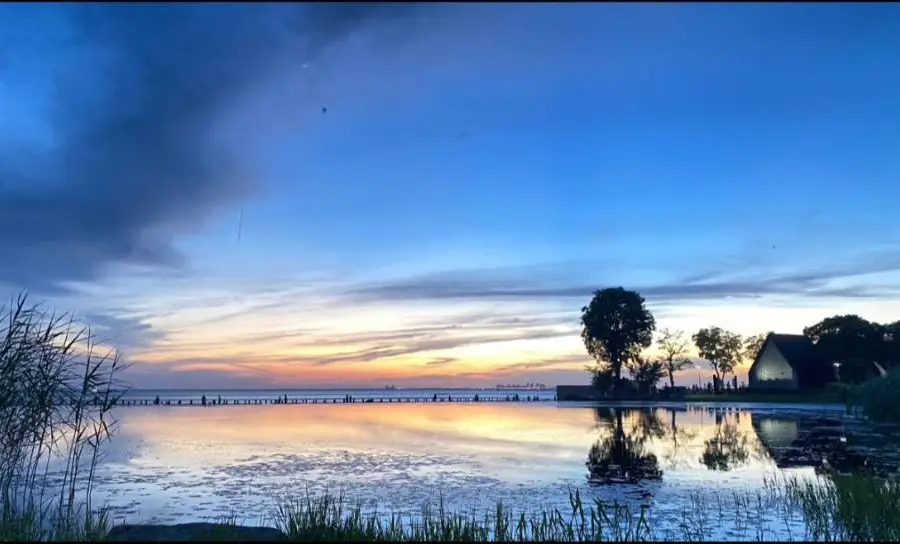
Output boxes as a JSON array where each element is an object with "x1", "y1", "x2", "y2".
[{"x1": 84, "y1": 276, "x2": 900, "y2": 389}]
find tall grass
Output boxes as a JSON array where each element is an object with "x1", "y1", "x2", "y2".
[
  {"x1": 0, "y1": 293, "x2": 126, "y2": 541},
  {"x1": 267, "y1": 478, "x2": 900, "y2": 542},
  {"x1": 850, "y1": 367, "x2": 900, "y2": 424},
  {"x1": 782, "y1": 474, "x2": 900, "y2": 541},
  {"x1": 274, "y1": 490, "x2": 668, "y2": 542},
  {"x1": 270, "y1": 487, "x2": 812, "y2": 542}
]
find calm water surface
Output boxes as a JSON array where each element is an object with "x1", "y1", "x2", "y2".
[{"x1": 58, "y1": 391, "x2": 900, "y2": 540}]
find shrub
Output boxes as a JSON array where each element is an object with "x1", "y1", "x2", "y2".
[{"x1": 850, "y1": 368, "x2": 900, "y2": 423}]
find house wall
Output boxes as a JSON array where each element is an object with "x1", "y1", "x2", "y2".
[{"x1": 749, "y1": 343, "x2": 799, "y2": 390}]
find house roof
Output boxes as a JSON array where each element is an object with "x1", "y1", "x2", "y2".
[{"x1": 753, "y1": 333, "x2": 829, "y2": 386}]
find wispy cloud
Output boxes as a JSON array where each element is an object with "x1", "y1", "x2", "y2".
[
  {"x1": 39, "y1": 249, "x2": 900, "y2": 388},
  {"x1": 344, "y1": 250, "x2": 900, "y2": 304},
  {"x1": 424, "y1": 357, "x2": 458, "y2": 367}
]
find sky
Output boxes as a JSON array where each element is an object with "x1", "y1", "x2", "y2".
[{"x1": 1, "y1": 3, "x2": 899, "y2": 389}]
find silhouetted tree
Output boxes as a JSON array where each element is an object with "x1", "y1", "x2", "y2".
[
  {"x1": 804, "y1": 315, "x2": 886, "y2": 382},
  {"x1": 656, "y1": 328, "x2": 693, "y2": 388},
  {"x1": 627, "y1": 356, "x2": 666, "y2": 393},
  {"x1": 743, "y1": 333, "x2": 769, "y2": 363},
  {"x1": 692, "y1": 327, "x2": 743, "y2": 393},
  {"x1": 581, "y1": 287, "x2": 656, "y2": 385},
  {"x1": 588, "y1": 367, "x2": 615, "y2": 392}
]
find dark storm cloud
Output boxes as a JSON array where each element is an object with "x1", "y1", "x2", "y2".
[
  {"x1": 0, "y1": 3, "x2": 423, "y2": 291},
  {"x1": 345, "y1": 251, "x2": 900, "y2": 303}
]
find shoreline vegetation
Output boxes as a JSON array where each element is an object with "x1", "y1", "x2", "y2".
[
  {"x1": 6, "y1": 479, "x2": 900, "y2": 542},
  {"x1": 3, "y1": 293, "x2": 900, "y2": 541},
  {"x1": 684, "y1": 390, "x2": 846, "y2": 404}
]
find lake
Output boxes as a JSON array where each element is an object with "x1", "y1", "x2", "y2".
[{"x1": 46, "y1": 390, "x2": 900, "y2": 540}]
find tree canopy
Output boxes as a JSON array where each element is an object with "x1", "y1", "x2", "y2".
[
  {"x1": 804, "y1": 315, "x2": 885, "y2": 364},
  {"x1": 803, "y1": 315, "x2": 898, "y2": 382},
  {"x1": 692, "y1": 327, "x2": 743, "y2": 391},
  {"x1": 581, "y1": 287, "x2": 656, "y2": 384},
  {"x1": 627, "y1": 356, "x2": 667, "y2": 393},
  {"x1": 742, "y1": 333, "x2": 769, "y2": 363},
  {"x1": 655, "y1": 328, "x2": 693, "y2": 388}
]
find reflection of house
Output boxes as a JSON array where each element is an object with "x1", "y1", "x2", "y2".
[
  {"x1": 748, "y1": 333, "x2": 830, "y2": 391},
  {"x1": 754, "y1": 418, "x2": 798, "y2": 449},
  {"x1": 751, "y1": 416, "x2": 819, "y2": 469},
  {"x1": 752, "y1": 415, "x2": 900, "y2": 475}
]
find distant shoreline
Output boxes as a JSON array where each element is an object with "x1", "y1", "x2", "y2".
[{"x1": 122, "y1": 387, "x2": 559, "y2": 393}]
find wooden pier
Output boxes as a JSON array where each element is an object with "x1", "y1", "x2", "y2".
[{"x1": 109, "y1": 393, "x2": 557, "y2": 407}]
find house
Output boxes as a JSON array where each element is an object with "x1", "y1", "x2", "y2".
[{"x1": 748, "y1": 333, "x2": 832, "y2": 391}]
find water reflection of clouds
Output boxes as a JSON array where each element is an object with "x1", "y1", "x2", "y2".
[{"x1": 71, "y1": 403, "x2": 898, "y2": 527}]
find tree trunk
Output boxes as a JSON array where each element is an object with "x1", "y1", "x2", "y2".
[{"x1": 668, "y1": 370, "x2": 675, "y2": 388}]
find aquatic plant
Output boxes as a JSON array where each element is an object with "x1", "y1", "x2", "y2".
[{"x1": 0, "y1": 293, "x2": 125, "y2": 541}]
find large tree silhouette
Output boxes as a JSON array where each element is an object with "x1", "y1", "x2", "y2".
[{"x1": 581, "y1": 288, "x2": 656, "y2": 384}]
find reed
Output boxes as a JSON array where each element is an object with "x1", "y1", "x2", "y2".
[
  {"x1": 270, "y1": 487, "x2": 785, "y2": 542},
  {"x1": 781, "y1": 473, "x2": 900, "y2": 542},
  {"x1": 0, "y1": 293, "x2": 126, "y2": 541}
]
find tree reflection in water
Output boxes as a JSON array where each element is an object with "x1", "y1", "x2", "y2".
[
  {"x1": 662, "y1": 409, "x2": 698, "y2": 469},
  {"x1": 586, "y1": 408, "x2": 663, "y2": 485},
  {"x1": 700, "y1": 412, "x2": 752, "y2": 471}
]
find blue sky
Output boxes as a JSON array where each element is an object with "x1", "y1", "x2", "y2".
[{"x1": 1, "y1": 3, "x2": 899, "y2": 388}]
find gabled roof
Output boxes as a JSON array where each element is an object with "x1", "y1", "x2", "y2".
[
  {"x1": 751, "y1": 333, "x2": 829, "y2": 386},
  {"x1": 769, "y1": 333, "x2": 820, "y2": 367}
]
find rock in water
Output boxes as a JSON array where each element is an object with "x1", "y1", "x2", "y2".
[{"x1": 106, "y1": 523, "x2": 286, "y2": 542}]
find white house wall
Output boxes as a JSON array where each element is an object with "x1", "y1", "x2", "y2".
[{"x1": 750, "y1": 343, "x2": 799, "y2": 390}]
